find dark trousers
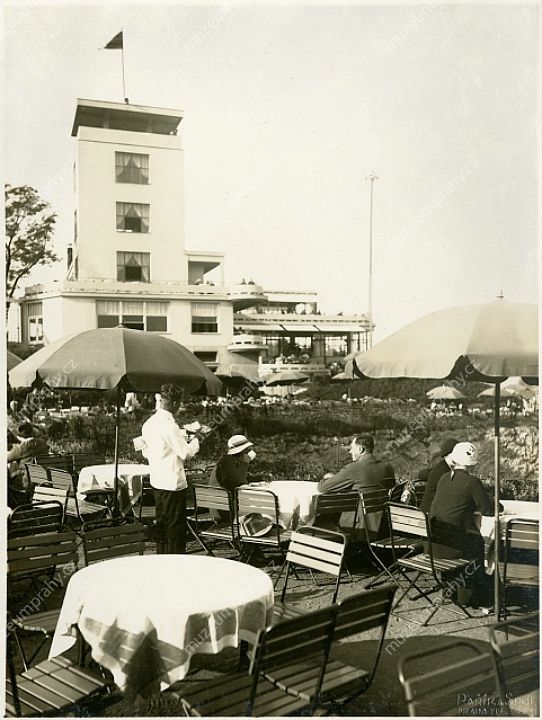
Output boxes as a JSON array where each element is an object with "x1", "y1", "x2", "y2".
[{"x1": 153, "y1": 488, "x2": 187, "y2": 554}]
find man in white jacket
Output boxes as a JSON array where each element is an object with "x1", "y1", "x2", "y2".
[{"x1": 141, "y1": 384, "x2": 200, "y2": 554}]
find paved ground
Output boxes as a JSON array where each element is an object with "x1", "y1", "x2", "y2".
[{"x1": 9, "y1": 532, "x2": 538, "y2": 717}]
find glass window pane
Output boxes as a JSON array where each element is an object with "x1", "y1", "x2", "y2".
[
  {"x1": 97, "y1": 315, "x2": 119, "y2": 328},
  {"x1": 147, "y1": 316, "x2": 167, "y2": 331}
]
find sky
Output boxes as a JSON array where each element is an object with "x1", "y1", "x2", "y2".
[{"x1": 3, "y1": 0, "x2": 539, "y2": 340}]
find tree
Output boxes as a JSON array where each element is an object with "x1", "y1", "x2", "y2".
[{"x1": 5, "y1": 184, "x2": 58, "y2": 318}]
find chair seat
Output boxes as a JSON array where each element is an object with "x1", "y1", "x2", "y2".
[
  {"x1": 5, "y1": 655, "x2": 107, "y2": 717},
  {"x1": 65, "y1": 499, "x2": 108, "y2": 518},
  {"x1": 171, "y1": 671, "x2": 312, "y2": 717},
  {"x1": 399, "y1": 553, "x2": 470, "y2": 573},
  {"x1": 13, "y1": 610, "x2": 60, "y2": 635},
  {"x1": 372, "y1": 535, "x2": 423, "y2": 551},
  {"x1": 240, "y1": 529, "x2": 292, "y2": 546},
  {"x1": 201, "y1": 523, "x2": 236, "y2": 540}
]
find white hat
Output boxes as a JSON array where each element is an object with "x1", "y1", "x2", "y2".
[
  {"x1": 227, "y1": 434, "x2": 253, "y2": 455},
  {"x1": 450, "y1": 442, "x2": 478, "y2": 468}
]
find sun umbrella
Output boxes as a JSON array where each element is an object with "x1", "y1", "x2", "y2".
[
  {"x1": 9, "y1": 327, "x2": 222, "y2": 513},
  {"x1": 478, "y1": 377, "x2": 536, "y2": 401},
  {"x1": 331, "y1": 371, "x2": 355, "y2": 382},
  {"x1": 426, "y1": 385, "x2": 466, "y2": 401},
  {"x1": 345, "y1": 299, "x2": 538, "y2": 619},
  {"x1": 265, "y1": 369, "x2": 310, "y2": 387},
  {"x1": 7, "y1": 350, "x2": 23, "y2": 371}
]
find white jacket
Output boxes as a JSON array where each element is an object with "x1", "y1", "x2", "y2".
[{"x1": 141, "y1": 409, "x2": 200, "y2": 491}]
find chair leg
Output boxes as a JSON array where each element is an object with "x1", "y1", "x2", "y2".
[{"x1": 12, "y1": 628, "x2": 29, "y2": 672}]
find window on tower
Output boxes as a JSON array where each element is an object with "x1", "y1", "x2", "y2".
[
  {"x1": 116, "y1": 202, "x2": 150, "y2": 233},
  {"x1": 117, "y1": 252, "x2": 150, "y2": 282},
  {"x1": 115, "y1": 152, "x2": 149, "y2": 184}
]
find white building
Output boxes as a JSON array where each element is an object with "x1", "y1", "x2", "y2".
[{"x1": 17, "y1": 98, "x2": 370, "y2": 376}]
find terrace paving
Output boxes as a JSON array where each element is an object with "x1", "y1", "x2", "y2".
[{"x1": 8, "y1": 534, "x2": 538, "y2": 717}]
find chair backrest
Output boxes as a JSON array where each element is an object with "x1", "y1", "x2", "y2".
[
  {"x1": 334, "y1": 586, "x2": 396, "y2": 689},
  {"x1": 81, "y1": 522, "x2": 146, "y2": 565},
  {"x1": 193, "y1": 484, "x2": 233, "y2": 514},
  {"x1": 501, "y1": 519, "x2": 539, "y2": 584},
  {"x1": 47, "y1": 468, "x2": 75, "y2": 495},
  {"x1": 32, "y1": 483, "x2": 69, "y2": 511},
  {"x1": 7, "y1": 531, "x2": 79, "y2": 582},
  {"x1": 282, "y1": 526, "x2": 347, "y2": 604},
  {"x1": 32, "y1": 455, "x2": 74, "y2": 473},
  {"x1": 23, "y1": 462, "x2": 49, "y2": 487},
  {"x1": 489, "y1": 613, "x2": 539, "y2": 701},
  {"x1": 8, "y1": 502, "x2": 65, "y2": 538},
  {"x1": 313, "y1": 490, "x2": 360, "y2": 523},
  {"x1": 387, "y1": 502, "x2": 428, "y2": 539},
  {"x1": 248, "y1": 605, "x2": 337, "y2": 716},
  {"x1": 359, "y1": 486, "x2": 389, "y2": 516},
  {"x1": 236, "y1": 487, "x2": 279, "y2": 518},
  {"x1": 398, "y1": 640, "x2": 504, "y2": 716}
]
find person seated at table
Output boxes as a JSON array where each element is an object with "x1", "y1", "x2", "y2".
[
  {"x1": 419, "y1": 437, "x2": 459, "y2": 513},
  {"x1": 317, "y1": 434, "x2": 395, "y2": 493},
  {"x1": 7, "y1": 422, "x2": 49, "y2": 507},
  {"x1": 208, "y1": 435, "x2": 256, "y2": 521},
  {"x1": 429, "y1": 441, "x2": 494, "y2": 608}
]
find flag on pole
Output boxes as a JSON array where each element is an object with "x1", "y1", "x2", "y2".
[{"x1": 104, "y1": 31, "x2": 123, "y2": 49}]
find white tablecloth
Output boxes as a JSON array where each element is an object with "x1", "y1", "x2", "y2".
[
  {"x1": 478, "y1": 500, "x2": 539, "y2": 570},
  {"x1": 78, "y1": 464, "x2": 149, "y2": 515},
  {"x1": 49, "y1": 555, "x2": 273, "y2": 698},
  {"x1": 265, "y1": 480, "x2": 320, "y2": 529}
]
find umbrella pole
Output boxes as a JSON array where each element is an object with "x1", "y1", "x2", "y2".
[
  {"x1": 493, "y1": 382, "x2": 501, "y2": 620},
  {"x1": 113, "y1": 386, "x2": 121, "y2": 517}
]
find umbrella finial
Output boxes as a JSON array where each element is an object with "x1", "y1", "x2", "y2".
[{"x1": 496, "y1": 290, "x2": 504, "y2": 300}]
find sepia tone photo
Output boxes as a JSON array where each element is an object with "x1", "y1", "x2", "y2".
[{"x1": 3, "y1": 1, "x2": 539, "y2": 717}]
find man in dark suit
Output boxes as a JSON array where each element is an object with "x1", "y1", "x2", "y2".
[
  {"x1": 419, "y1": 437, "x2": 459, "y2": 512},
  {"x1": 317, "y1": 434, "x2": 395, "y2": 493}
]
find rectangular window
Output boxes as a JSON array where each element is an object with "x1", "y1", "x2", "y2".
[
  {"x1": 96, "y1": 299, "x2": 168, "y2": 332},
  {"x1": 117, "y1": 252, "x2": 150, "y2": 282},
  {"x1": 116, "y1": 202, "x2": 150, "y2": 233},
  {"x1": 115, "y1": 152, "x2": 149, "y2": 184},
  {"x1": 194, "y1": 352, "x2": 217, "y2": 363},
  {"x1": 27, "y1": 302, "x2": 44, "y2": 343},
  {"x1": 191, "y1": 303, "x2": 218, "y2": 334}
]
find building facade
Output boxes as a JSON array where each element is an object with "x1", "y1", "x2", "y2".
[{"x1": 17, "y1": 98, "x2": 370, "y2": 377}]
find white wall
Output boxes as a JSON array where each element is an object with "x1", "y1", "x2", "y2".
[
  {"x1": 43, "y1": 296, "x2": 97, "y2": 342},
  {"x1": 75, "y1": 126, "x2": 186, "y2": 283}
]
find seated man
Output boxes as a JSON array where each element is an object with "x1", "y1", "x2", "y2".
[
  {"x1": 317, "y1": 434, "x2": 395, "y2": 493},
  {"x1": 419, "y1": 437, "x2": 459, "y2": 513}
]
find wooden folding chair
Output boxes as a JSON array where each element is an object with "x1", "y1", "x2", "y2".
[
  {"x1": 498, "y1": 518, "x2": 539, "y2": 620},
  {"x1": 7, "y1": 531, "x2": 79, "y2": 670},
  {"x1": 169, "y1": 606, "x2": 338, "y2": 717},
  {"x1": 388, "y1": 503, "x2": 473, "y2": 626},
  {"x1": 5, "y1": 617, "x2": 110, "y2": 717},
  {"x1": 81, "y1": 522, "x2": 146, "y2": 565},
  {"x1": 489, "y1": 612, "x2": 539, "y2": 707},
  {"x1": 31, "y1": 455, "x2": 74, "y2": 473},
  {"x1": 359, "y1": 488, "x2": 422, "y2": 589},
  {"x1": 23, "y1": 463, "x2": 49, "y2": 491},
  {"x1": 236, "y1": 487, "x2": 291, "y2": 566},
  {"x1": 30, "y1": 486, "x2": 69, "y2": 525},
  {"x1": 273, "y1": 526, "x2": 347, "y2": 622},
  {"x1": 284, "y1": 586, "x2": 397, "y2": 713},
  {"x1": 192, "y1": 485, "x2": 238, "y2": 556},
  {"x1": 48, "y1": 468, "x2": 110, "y2": 525},
  {"x1": 8, "y1": 502, "x2": 65, "y2": 539},
  {"x1": 398, "y1": 640, "x2": 505, "y2": 716}
]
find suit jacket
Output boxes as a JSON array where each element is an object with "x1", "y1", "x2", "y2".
[{"x1": 317, "y1": 453, "x2": 395, "y2": 493}]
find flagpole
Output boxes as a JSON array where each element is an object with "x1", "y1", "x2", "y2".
[{"x1": 121, "y1": 30, "x2": 127, "y2": 101}]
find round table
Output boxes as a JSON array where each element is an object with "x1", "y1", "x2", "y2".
[
  {"x1": 78, "y1": 463, "x2": 149, "y2": 515},
  {"x1": 49, "y1": 555, "x2": 273, "y2": 698}
]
